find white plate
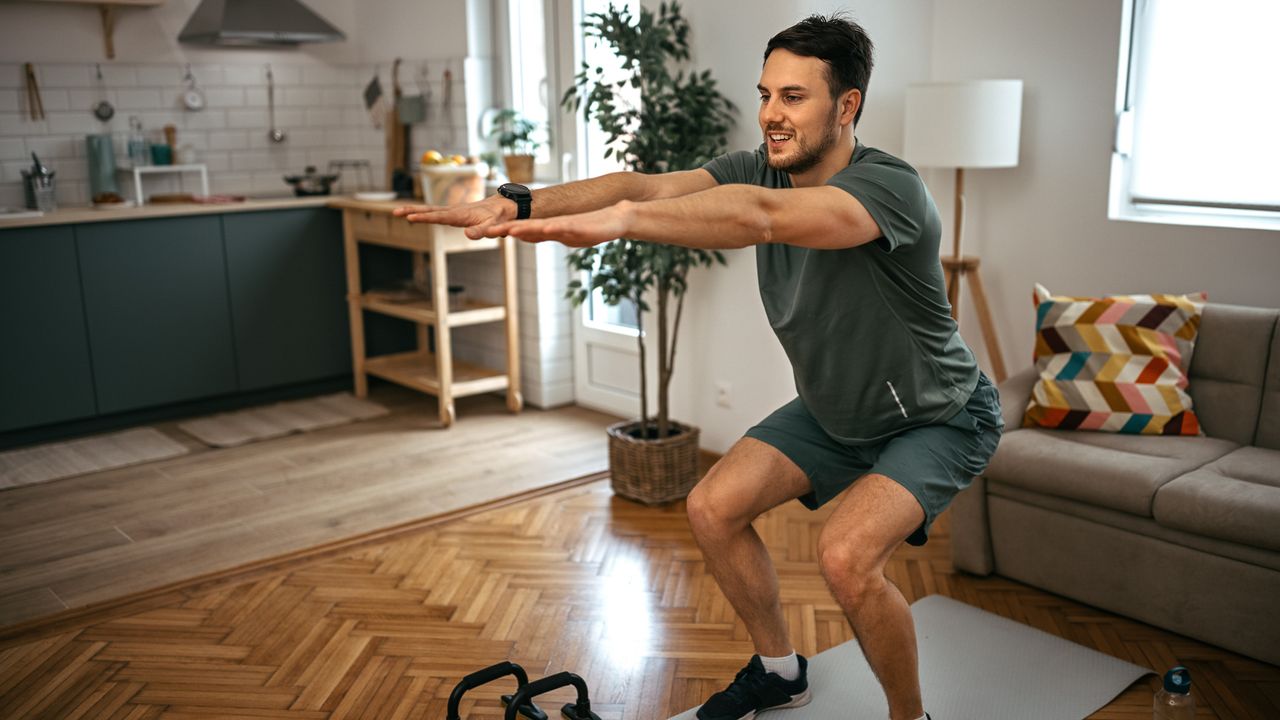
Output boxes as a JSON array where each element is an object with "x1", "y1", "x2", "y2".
[
  {"x1": 92, "y1": 200, "x2": 136, "y2": 210},
  {"x1": 354, "y1": 191, "x2": 397, "y2": 201}
]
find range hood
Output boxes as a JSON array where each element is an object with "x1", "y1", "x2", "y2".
[{"x1": 179, "y1": 0, "x2": 346, "y2": 46}]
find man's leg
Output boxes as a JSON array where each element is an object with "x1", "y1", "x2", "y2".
[
  {"x1": 816, "y1": 473, "x2": 926, "y2": 720},
  {"x1": 685, "y1": 436, "x2": 812, "y2": 656}
]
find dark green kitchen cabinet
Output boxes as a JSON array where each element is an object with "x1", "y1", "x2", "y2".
[
  {"x1": 0, "y1": 225, "x2": 97, "y2": 432},
  {"x1": 76, "y1": 216, "x2": 239, "y2": 414},
  {"x1": 222, "y1": 208, "x2": 351, "y2": 390}
]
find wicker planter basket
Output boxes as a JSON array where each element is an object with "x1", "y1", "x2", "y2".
[{"x1": 607, "y1": 419, "x2": 701, "y2": 505}]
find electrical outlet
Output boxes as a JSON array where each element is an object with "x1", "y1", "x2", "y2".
[{"x1": 716, "y1": 381, "x2": 732, "y2": 408}]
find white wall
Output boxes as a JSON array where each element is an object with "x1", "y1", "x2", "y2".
[
  {"x1": 660, "y1": 0, "x2": 1280, "y2": 455},
  {"x1": 927, "y1": 0, "x2": 1280, "y2": 377},
  {"x1": 667, "y1": 0, "x2": 936, "y2": 454}
]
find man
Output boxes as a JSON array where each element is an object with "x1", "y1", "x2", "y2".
[{"x1": 396, "y1": 14, "x2": 1002, "y2": 720}]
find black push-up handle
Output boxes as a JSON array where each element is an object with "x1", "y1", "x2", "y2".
[
  {"x1": 504, "y1": 671, "x2": 602, "y2": 720},
  {"x1": 447, "y1": 661, "x2": 545, "y2": 720}
]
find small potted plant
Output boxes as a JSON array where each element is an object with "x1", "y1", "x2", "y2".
[{"x1": 485, "y1": 109, "x2": 542, "y2": 183}]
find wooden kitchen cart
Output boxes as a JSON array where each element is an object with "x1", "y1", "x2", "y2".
[{"x1": 329, "y1": 199, "x2": 521, "y2": 427}]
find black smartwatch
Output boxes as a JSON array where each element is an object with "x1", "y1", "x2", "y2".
[{"x1": 497, "y1": 182, "x2": 532, "y2": 220}]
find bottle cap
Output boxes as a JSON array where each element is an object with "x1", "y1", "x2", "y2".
[{"x1": 1163, "y1": 666, "x2": 1191, "y2": 694}]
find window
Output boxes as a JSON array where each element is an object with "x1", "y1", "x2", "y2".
[
  {"x1": 1109, "y1": 0, "x2": 1280, "y2": 231},
  {"x1": 576, "y1": 0, "x2": 641, "y2": 331},
  {"x1": 505, "y1": 0, "x2": 554, "y2": 173}
]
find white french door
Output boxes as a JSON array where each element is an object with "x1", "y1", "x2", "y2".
[{"x1": 553, "y1": 0, "x2": 645, "y2": 419}]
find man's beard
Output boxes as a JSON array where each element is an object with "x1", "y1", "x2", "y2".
[{"x1": 766, "y1": 108, "x2": 840, "y2": 175}]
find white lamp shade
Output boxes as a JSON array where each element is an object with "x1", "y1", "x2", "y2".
[{"x1": 903, "y1": 80, "x2": 1023, "y2": 168}]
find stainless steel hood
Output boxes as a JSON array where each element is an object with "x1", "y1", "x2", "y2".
[{"x1": 179, "y1": 0, "x2": 346, "y2": 46}]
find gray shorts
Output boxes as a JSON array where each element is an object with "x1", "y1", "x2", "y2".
[{"x1": 744, "y1": 373, "x2": 1004, "y2": 546}]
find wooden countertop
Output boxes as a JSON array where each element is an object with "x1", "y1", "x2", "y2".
[{"x1": 0, "y1": 196, "x2": 341, "y2": 229}]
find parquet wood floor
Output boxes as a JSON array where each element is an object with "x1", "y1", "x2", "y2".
[
  {"x1": 0, "y1": 386, "x2": 615, "y2": 629},
  {"x1": 2, "y1": 478, "x2": 1277, "y2": 719}
]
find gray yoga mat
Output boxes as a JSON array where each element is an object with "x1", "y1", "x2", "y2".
[{"x1": 672, "y1": 594, "x2": 1153, "y2": 720}]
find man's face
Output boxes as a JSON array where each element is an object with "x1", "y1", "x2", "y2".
[{"x1": 757, "y1": 49, "x2": 847, "y2": 175}]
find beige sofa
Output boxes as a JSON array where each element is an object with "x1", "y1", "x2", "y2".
[{"x1": 951, "y1": 302, "x2": 1280, "y2": 665}]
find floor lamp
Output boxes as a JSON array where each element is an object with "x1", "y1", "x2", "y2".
[{"x1": 904, "y1": 79, "x2": 1023, "y2": 383}]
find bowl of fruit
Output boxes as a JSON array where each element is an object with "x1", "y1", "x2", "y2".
[{"x1": 418, "y1": 150, "x2": 488, "y2": 206}]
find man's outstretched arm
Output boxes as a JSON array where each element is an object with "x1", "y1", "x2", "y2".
[
  {"x1": 392, "y1": 169, "x2": 717, "y2": 239},
  {"x1": 476, "y1": 183, "x2": 884, "y2": 251}
]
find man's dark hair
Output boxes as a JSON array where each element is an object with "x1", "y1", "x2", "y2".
[{"x1": 764, "y1": 14, "x2": 875, "y2": 126}]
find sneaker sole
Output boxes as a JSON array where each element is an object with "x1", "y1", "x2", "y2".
[{"x1": 726, "y1": 688, "x2": 813, "y2": 720}]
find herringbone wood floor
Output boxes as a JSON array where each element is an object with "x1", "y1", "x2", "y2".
[{"x1": 2, "y1": 478, "x2": 1277, "y2": 719}]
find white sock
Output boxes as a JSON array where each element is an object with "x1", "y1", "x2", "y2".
[{"x1": 758, "y1": 651, "x2": 800, "y2": 681}]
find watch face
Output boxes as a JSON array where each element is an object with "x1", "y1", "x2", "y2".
[{"x1": 499, "y1": 182, "x2": 531, "y2": 199}]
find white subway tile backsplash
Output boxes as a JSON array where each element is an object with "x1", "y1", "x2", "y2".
[
  {"x1": 67, "y1": 89, "x2": 113, "y2": 113},
  {"x1": 25, "y1": 136, "x2": 81, "y2": 160},
  {"x1": 0, "y1": 138, "x2": 24, "y2": 160},
  {"x1": 0, "y1": 91, "x2": 21, "y2": 113},
  {"x1": 322, "y1": 88, "x2": 356, "y2": 106},
  {"x1": 2, "y1": 160, "x2": 30, "y2": 182},
  {"x1": 273, "y1": 109, "x2": 306, "y2": 128},
  {"x1": 39, "y1": 65, "x2": 91, "y2": 88},
  {"x1": 46, "y1": 112, "x2": 100, "y2": 135},
  {"x1": 116, "y1": 89, "x2": 163, "y2": 110},
  {"x1": 200, "y1": 151, "x2": 230, "y2": 172},
  {"x1": 223, "y1": 65, "x2": 265, "y2": 86},
  {"x1": 136, "y1": 66, "x2": 182, "y2": 86},
  {"x1": 207, "y1": 130, "x2": 248, "y2": 151},
  {"x1": 230, "y1": 151, "x2": 273, "y2": 172},
  {"x1": 281, "y1": 87, "x2": 323, "y2": 106},
  {"x1": 202, "y1": 87, "x2": 245, "y2": 107},
  {"x1": 0, "y1": 113, "x2": 45, "y2": 136},
  {"x1": 243, "y1": 87, "x2": 268, "y2": 107},
  {"x1": 35, "y1": 90, "x2": 70, "y2": 112},
  {"x1": 181, "y1": 110, "x2": 228, "y2": 131},
  {"x1": 227, "y1": 109, "x2": 269, "y2": 129},
  {"x1": 306, "y1": 108, "x2": 342, "y2": 127},
  {"x1": 189, "y1": 65, "x2": 225, "y2": 86},
  {"x1": 96, "y1": 65, "x2": 137, "y2": 86},
  {"x1": 268, "y1": 65, "x2": 301, "y2": 85}
]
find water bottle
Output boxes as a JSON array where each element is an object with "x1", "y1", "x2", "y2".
[
  {"x1": 127, "y1": 116, "x2": 149, "y2": 167},
  {"x1": 1153, "y1": 666, "x2": 1195, "y2": 720}
]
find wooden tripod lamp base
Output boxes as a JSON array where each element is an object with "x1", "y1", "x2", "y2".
[
  {"x1": 943, "y1": 255, "x2": 1006, "y2": 383},
  {"x1": 945, "y1": 167, "x2": 1007, "y2": 383}
]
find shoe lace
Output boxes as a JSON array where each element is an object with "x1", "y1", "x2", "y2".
[{"x1": 718, "y1": 664, "x2": 773, "y2": 705}]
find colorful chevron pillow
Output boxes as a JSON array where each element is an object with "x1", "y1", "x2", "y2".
[{"x1": 1025, "y1": 283, "x2": 1206, "y2": 435}]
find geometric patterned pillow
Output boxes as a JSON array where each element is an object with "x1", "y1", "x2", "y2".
[{"x1": 1024, "y1": 283, "x2": 1206, "y2": 435}]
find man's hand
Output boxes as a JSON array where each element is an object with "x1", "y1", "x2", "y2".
[
  {"x1": 481, "y1": 203, "x2": 631, "y2": 248},
  {"x1": 392, "y1": 195, "x2": 514, "y2": 239}
]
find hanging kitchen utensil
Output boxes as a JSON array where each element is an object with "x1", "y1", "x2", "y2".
[
  {"x1": 23, "y1": 63, "x2": 45, "y2": 121},
  {"x1": 441, "y1": 65, "x2": 455, "y2": 145},
  {"x1": 266, "y1": 64, "x2": 285, "y2": 143},
  {"x1": 396, "y1": 62, "x2": 427, "y2": 124},
  {"x1": 387, "y1": 58, "x2": 409, "y2": 188},
  {"x1": 92, "y1": 64, "x2": 114, "y2": 122},
  {"x1": 181, "y1": 64, "x2": 205, "y2": 111},
  {"x1": 363, "y1": 69, "x2": 385, "y2": 129}
]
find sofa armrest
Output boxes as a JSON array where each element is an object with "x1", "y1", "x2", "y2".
[
  {"x1": 999, "y1": 365, "x2": 1038, "y2": 430},
  {"x1": 950, "y1": 475, "x2": 994, "y2": 575}
]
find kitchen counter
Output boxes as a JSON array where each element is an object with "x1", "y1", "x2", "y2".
[{"x1": 0, "y1": 196, "x2": 340, "y2": 229}]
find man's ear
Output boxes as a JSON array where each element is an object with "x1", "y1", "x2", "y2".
[{"x1": 841, "y1": 89, "x2": 862, "y2": 126}]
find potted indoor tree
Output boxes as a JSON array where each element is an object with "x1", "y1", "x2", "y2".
[
  {"x1": 486, "y1": 109, "x2": 542, "y2": 183},
  {"x1": 562, "y1": 1, "x2": 736, "y2": 504}
]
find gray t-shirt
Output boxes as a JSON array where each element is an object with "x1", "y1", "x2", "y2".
[{"x1": 703, "y1": 142, "x2": 978, "y2": 444}]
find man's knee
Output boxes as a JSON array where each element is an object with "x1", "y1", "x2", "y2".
[
  {"x1": 817, "y1": 532, "x2": 885, "y2": 603},
  {"x1": 686, "y1": 468, "x2": 753, "y2": 541}
]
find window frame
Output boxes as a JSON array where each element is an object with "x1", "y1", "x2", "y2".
[{"x1": 1107, "y1": 0, "x2": 1280, "y2": 233}]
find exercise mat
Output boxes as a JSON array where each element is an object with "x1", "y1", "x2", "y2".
[{"x1": 671, "y1": 594, "x2": 1152, "y2": 720}]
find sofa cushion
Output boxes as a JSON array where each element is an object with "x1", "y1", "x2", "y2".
[
  {"x1": 1024, "y1": 283, "x2": 1205, "y2": 435},
  {"x1": 1153, "y1": 446, "x2": 1280, "y2": 552},
  {"x1": 1254, "y1": 321, "x2": 1280, "y2": 451},
  {"x1": 985, "y1": 427, "x2": 1237, "y2": 517},
  {"x1": 1186, "y1": 304, "x2": 1277, "y2": 445},
  {"x1": 989, "y1": 479, "x2": 1280, "y2": 573}
]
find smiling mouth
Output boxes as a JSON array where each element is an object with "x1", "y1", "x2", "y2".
[{"x1": 767, "y1": 132, "x2": 793, "y2": 148}]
